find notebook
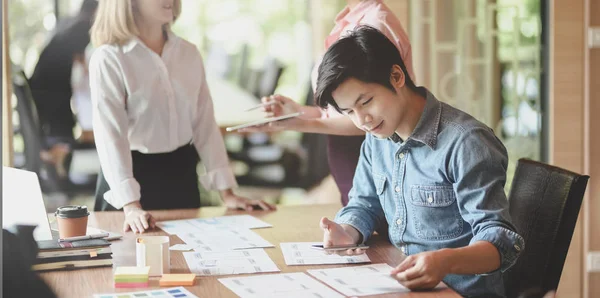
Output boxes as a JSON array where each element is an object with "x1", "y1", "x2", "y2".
[
  {"x1": 33, "y1": 238, "x2": 113, "y2": 272},
  {"x1": 37, "y1": 238, "x2": 110, "y2": 251},
  {"x1": 32, "y1": 259, "x2": 113, "y2": 272}
]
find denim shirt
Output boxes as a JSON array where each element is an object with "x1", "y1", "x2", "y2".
[{"x1": 335, "y1": 88, "x2": 525, "y2": 298}]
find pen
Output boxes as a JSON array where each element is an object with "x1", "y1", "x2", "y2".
[
  {"x1": 59, "y1": 232, "x2": 109, "y2": 242},
  {"x1": 244, "y1": 100, "x2": 278, "y2": 112}
]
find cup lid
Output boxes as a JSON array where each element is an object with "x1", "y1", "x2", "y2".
[{"x1": 55, "y1": 205, "x2": 90, "y2": 218}]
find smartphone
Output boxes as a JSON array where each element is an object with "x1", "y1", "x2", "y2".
[
  {"x1": 225, "y1": 112, "x2": 303, "y2": 132},
  {"x1": 311, "y1": 244, "x2": 370, "y2": 251}
]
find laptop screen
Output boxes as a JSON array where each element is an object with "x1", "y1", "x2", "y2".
[{"x1": 2, "y1": 167, "x2": 53, "y2": 241}]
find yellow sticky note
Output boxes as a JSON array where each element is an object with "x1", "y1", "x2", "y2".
[
  {"x1": 159, "y1": 274, "x2": 196, "y2": 286},
  {"x1": 89, "y1": 251, "x2": 98, "y2": 258},
  {"x1": 114, "y1": 266, "x2": 151, "y2": 278}
]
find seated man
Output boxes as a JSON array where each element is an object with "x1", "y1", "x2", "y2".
[{"x1": 314, "y1": 26, "x2": 524, "y2": 298}]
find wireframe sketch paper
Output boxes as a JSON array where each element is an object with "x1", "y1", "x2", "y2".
[
  {"x1": 280, "y1": 242, "x2": 371, "y2": 265},
  {"x1": 183, "y1": 249, "x2": 279, "y2": 276},
  {"x1": 219, "y1": 272, "x2": 344, "y2": 298},
  {"x1": 177, "y1": 228, "x2": 274, "y2": 251},
  {"x1": 157, "y1": 215, "x2": 272, "y2": 235},
  {"x1": 308, "y1": 263, "x2": 444, "y2": 296}
]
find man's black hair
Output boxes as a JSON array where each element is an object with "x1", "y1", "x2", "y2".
[{"x1": 315, "y1": 25, "x2": 418, "y2": 112}]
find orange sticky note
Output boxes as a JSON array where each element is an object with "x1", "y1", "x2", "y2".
[
  {"x1": 159, "y1": 274, "x2": 196, "y2": 286},
  {"x1": 90, "y1": 251, "x2": 98, "y2": 258}
]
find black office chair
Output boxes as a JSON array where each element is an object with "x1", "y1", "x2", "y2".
[
  {"x1": 256, "y1": 57, "x2": 284, "y2": 99},
  {"x1": 297, "y1": 83, "x2": 329, "y2": 188},
  {"x1": 12, "y1": 70, "x2": 97, "y2": 195},
  {"x1": 503, "y1": 159, "x2": 589, "y2": 297},
  {"x1": 13, "y1": 71, "x2": 45, "y2": 175}
]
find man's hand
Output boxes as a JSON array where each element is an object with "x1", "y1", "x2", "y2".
[
  {"x1": 122, "y1": 201, "x2": 156, "y2": 234},
  {"x1": 390, "y1": 250, "x2": 450, "y2": 290},
  {"x1": 221, "y1": 190, "x2": 276, "y2": 211},
  {"x1": 320, "y1": 217, "x2": 363, "y2": 255}
]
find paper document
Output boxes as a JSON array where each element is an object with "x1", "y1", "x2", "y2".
[
  {"x1": 169, "y1": 244, "x2": 194, "y2": 251},
  {"x1": 280, "y1": 242, "x2": 371, "y2": 265},
  {"x1": 308, "y1": 263, "x2": 444, "y2": 296},
  {"x1": 157, "y1": 215, "x2": 271, "y2": 235},
  {"x1": 177, "y1": 228, "x2": 273, "y2": 251},
  {"x1": 219, "y1": 272, "x2": 344, "y2": 298},
  {"x1": 183, "y1": 249, "x2": 279, "y2": 276},
  {"x1": 93, "y1": 287, "x2": 198, "y2": 298}
]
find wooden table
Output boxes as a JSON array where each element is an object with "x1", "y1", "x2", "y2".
[{"x1": 40, "y1": 204, "x2": 460, "y2": 298}]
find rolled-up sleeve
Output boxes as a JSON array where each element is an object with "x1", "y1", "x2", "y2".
[
  {"x1": 451, "y1": 127, "x2": 525, "y2": 273},
  {"x1": 335, "y1": 136, "x2": 385, "y2": 243},
  {"x1": 90, "y1": 47, "x2": 141, "y2": 210},
  {"x1": 191, "y1": 51, "x2": 238, "y2": 191}
]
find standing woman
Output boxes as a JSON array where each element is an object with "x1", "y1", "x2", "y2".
[
  {"x1": 90, "y1": 0, "x2": 275, "y2": 234},
  {"x1": 242, "y1": 0, "x2": 414, "y2": 206}
]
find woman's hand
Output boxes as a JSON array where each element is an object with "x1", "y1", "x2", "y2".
[
  {"x1": 122, "y1": 201, "x2": 156, "y2": 233},
  {"x1": 220, "y1": 190, "x2": 276, "y2": 211}
]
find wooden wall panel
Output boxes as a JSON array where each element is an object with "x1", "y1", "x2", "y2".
[
  {"x1": 586, "y1": 0, "x2": 600, "y2": 295},
  {"x1": 550, "y1": 0, "x2": 586, "y2": 297}
]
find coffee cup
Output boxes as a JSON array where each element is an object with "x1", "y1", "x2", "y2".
[{"x1": 55, "y1": 205, "x2": 89, "y2": 239}]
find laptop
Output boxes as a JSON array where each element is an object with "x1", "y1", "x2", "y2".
[
  {"x1": 2, "y1": 167, "x2": 121, "y2": 241},
  {"x1": 2, "y1": 167, "x2": 54, "y2": 241}
]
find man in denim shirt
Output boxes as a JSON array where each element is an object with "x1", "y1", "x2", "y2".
[{"x1": 314, "y1": 26, "x2": 525, "y2": 298}]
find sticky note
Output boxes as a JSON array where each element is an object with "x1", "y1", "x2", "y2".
[
  {"x1": 159, "y1": 274, "x2": 196, "y2": 287},
  {"x1": 114, "y1": 266, "x2": 151, "y2": 278},
  {"x1": 90, "y1": 251, "x2": 98, "y2": 258},
  {"x1": 114, "y1": 281, "x2": 149, "y2": 288}
]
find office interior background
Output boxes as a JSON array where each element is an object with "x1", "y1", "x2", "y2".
[{"x1": 1, "y1": 0, "x2": 598, "y2": 297}]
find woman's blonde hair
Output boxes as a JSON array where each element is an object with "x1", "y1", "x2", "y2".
[{"x1": 91, "y1": 0, "x2": 181, "y2": 46}]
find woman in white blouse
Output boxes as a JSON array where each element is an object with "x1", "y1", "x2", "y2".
[{"x1": 89, "y1": 0, "x2": 275, "y2": 234}]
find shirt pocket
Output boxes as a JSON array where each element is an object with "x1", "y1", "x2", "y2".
[
  {"x1": 373, "y1": 173, "x2": 387, "y2": 210},
  {"x1": 409, "y1": 185, "x2": 463, "y2": 240}
]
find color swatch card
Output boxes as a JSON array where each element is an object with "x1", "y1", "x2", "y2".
[
  {"x1": 280, "y1": 242, "x2": 371, "y2": 265},
  {"x1": 176, "y1": 228, "x2": 273, "y2": 251},
  {"x1": 183, "y1": 249, "x2": 279, "y2": 276},
  {"x1": 93, "y1": 287, "x2": 198, "y2": 298},
  {"x1": 307, "y1": 263, "x2": 445, "y2": 296},
  {"x1": 219, "y1": 272, "x2": 344, "y2": 298},
  {"x1": 157, "y1": 215, "x2": 271, "y2": 235}
]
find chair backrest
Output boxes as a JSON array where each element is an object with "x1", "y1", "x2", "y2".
[
  {"x1": 12, "y1": 70, "x2": 44, "y2": 174},
  {"x1": 299, "y1": 82, "x2": 329, "y2": 188},
  {"x1": 256, "y1": 57, "x2": 284, "y2": 98},
  {"x1": 504, "y1": 158, "x2": 589, "y2": 297}
]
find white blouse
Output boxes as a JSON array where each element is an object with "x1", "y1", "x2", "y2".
[{"x1": 89, "y1": 32, "x2": 237, "y2": 209}]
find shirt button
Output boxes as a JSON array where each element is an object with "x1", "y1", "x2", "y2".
[
  {"x1": 514, "y1": 244, "x2": 521, "y2": 252},
  {"x1": 401, "y1": 246, "x2": 407, "y2": 253},
  {"x1": 427, "y1": 196, "x2": 434, "y2": 203},
  {"x1": 396, "y1": 218, "x2": 402, "y2": 225},
  {"x1": 398, "y1": 152, "x2": 405, "y2": 159},
  {"x1": 395, "y1": 186, "x2": 401, "y2": 193}
]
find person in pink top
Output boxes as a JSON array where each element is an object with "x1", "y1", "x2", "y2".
[{"x1": 242, "y1": 0, "x2": 414, "y2": 206}]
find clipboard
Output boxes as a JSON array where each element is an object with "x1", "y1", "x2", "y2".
[{"x1": 225, "y1": 112, "x2": 303, "y2": 132}]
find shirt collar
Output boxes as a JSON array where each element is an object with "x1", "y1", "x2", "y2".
[
  {"x1": 335, "y1": 0, "x2": 383, "y2": 24},
  {"x1": 122, "y1": 30, "x2": 176, "y2": 54},
  {"x1": 122, "y1": 37, "x2": 139, "y2": 53},
  {"x1": 388, "y1": 87, "x2": 441, "y2": 149}
]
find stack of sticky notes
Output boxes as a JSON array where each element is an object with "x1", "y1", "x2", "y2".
[
  {"x1": 113, "y1": 266, "x2": 150, "y2": 288},
  {"x1": 159, "y1": 274, "x2": 196, "y2": 287}
]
